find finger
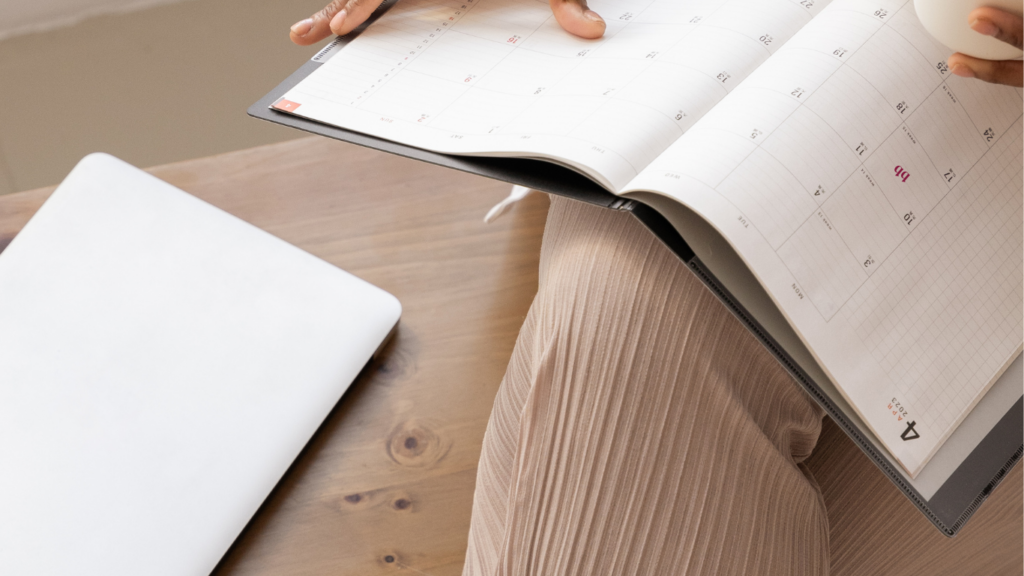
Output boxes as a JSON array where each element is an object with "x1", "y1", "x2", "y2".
[
  {"x1": 290, "y1": 0, "x2": 386, "y2": 46},
  {"x1": 549, "y1": 0, "x2": 606, "y2": 39},
  {"x1": 330, "y1": 0, "x2": 387, "y2": 36},
  {"x1": 948, "y1": 53, "x2": 1024, "y2": 87},
  {"x1": 290, "y1": 0, "x2": 347, "y2": 46},
  {"x1": 968, "y1": 7, "x2": 1023, "y2": 49}
]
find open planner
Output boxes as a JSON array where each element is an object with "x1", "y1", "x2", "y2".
[{"x1": 251, "y1": 0, "x2": 1023, "y2": 534}]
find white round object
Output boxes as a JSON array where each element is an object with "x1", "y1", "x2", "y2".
[{"x1": 915, "y1": 0, "x2": 1024, "y2": 60}]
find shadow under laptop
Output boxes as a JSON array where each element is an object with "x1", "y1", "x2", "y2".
[{"x1": 212, "y1": 330, "x2": 409, "y2": 573}]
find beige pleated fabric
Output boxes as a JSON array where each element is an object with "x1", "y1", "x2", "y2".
[{"x1": 463, "y1": 196, "x2": 830, "y2": 576}]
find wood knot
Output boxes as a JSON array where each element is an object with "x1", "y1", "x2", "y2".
[
  {"x1": 334, "y1": 488, "x2": 414, "y2": 515},
  {"x1": 378, "y1": 551, "x2": 403, "y2": 568},
  {"x1": 386, "y1": 420, "x2": 451, "y2": 468},
  {"x1": 336, "y1": 489, "x2": 377, "y2": 512}
]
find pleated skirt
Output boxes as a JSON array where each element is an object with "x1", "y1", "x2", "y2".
[{"x1": 463, "y1": 196, "x2": 830, "y2": 576}]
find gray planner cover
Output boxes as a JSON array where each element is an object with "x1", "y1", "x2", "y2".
[{"x1": 248, "y1": 11, "x2": 1022, "y2": 536}]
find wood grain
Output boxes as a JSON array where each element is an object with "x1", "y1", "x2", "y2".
[
  {"x1": 807, "y1": 418, "x2": 1023, "y2": 576},
  {"x1": 0, "y1": 137, "x2": 1018, "y2": 575}
]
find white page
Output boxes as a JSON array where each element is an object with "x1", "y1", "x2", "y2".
[
  {"x1": 276, "y1": 0, "x2": 831, "y2": 191},
  {"x1": 625, "y1": 0, "x2": 1023, "y2": 476}
]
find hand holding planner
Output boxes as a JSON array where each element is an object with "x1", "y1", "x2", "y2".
[{"x1": 290, "y1": 0, "x2": 608, "y2": 46}]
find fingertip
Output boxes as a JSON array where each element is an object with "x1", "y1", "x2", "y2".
[
  {"x1": 966, "y1": 6, "x2": 987, "y2": 21},
  {"x1": 570, "y1": 21, "x2": 606, "y2": 39},
  {"x1": 951, "y1": 62, "x2": 976, "y2": 78},
  {"x1": 580, "y1": 10, "x2": 606, "y2": 38},
  {"x1": 947, "y1": 53, "x2": 975, "y2": 77},
  {"x1": 291, "y1": 18, "x2": 313, "y2": 36},
  {"x1": 290, "y1": 31, "x2": 314, "y2": 46},
  {"x1": 969, "y1": 17, "x2": 999, "y2": 37},
  {"x1": 552, "y1": 5, "x2": 606, "y2": 39},
  {"x1": 330, "y1": 9, "x2": 348, "y2": 36},
  {"x1": 289, "y1": 18, "x2": 312, "y2": 44},
  {"x1": 968, "y1": 6, "x2": 1008, "y2": 22}
]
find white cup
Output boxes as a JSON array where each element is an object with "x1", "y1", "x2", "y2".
[{"x1": 915, "y1": 0, "x2": 1024, "y2": 60}]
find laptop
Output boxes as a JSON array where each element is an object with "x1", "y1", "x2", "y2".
[{"x1": 0, "y1": 154, "x2": 401, "y2": 574}]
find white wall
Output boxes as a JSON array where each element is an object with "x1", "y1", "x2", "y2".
[{"x1": 0, "y1": 0, "x2": 191, "y2": 41}]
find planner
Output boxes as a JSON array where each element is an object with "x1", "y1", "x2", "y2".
[{"x1": 251, "y1": 0, "x2": 1023, "y2": 534}]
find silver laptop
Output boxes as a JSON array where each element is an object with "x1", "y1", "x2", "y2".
[{"x1": 0, "y1": 154, "x2": 401, "y2": 574}]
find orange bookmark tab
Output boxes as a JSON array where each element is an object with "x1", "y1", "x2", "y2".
[{"x1": 272, "y1": 99, "x2": 301, "y2": 112}]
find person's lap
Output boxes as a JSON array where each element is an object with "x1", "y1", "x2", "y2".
[{"x1": 463, "y1": 195, "x2": 829, "y2": 576}]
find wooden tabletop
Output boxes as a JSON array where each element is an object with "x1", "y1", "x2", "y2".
[{"x1": 0, "y1": 137, "x2": 1019, "y2": 575}]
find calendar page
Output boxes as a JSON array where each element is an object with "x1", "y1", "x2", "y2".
[
  {"x1": 624, "y1": 0, "x2": 1024, "y2": 476},
  {"x1": 275, "y1": 0, "x2": 832, "y2": 191}
]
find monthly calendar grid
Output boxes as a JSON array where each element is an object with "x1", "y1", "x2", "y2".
[
  {"x1": 353, "y1": 0, "x2": 484, "y2": 105},
  {"x1": 284, "y1": 0, "x2": 822, "y2": 190},
  {"x1": 773, "y1": 10, "x2": 927, "y2": 315},
  {"x1": 848, "y1": 125, "x2": 1022, "y2": 431},
  {"x1": 439, "y1": 0, "x2": 743, "y2": 135},
  {"x1": 420, "y1": 3, "x2": 569, "y2": 128},
  {"x1": 619, "y1": 0, "x2": 1021, "y2": 461},
  {"x1": 660, "y1": 0, "x2": 919, "y2": 320},
  {"x1": 847, "y1": 124, "x2": 1022, "y2": 341},
  {"x1": 690, "y1": 0, "x2": 1017, "y2": 326}
]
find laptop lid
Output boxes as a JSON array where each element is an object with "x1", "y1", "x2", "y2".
[{"x1": 0, "y1": 154, "x2": 401, "y2": 574}]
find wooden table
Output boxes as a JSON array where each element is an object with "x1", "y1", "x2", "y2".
[{"x1": 0, "y1": 137, "x2": 1019, "y2": 575}]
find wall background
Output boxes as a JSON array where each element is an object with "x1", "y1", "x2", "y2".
[
  {"x1": 0, "y1": 0, "x2": 193, "y2": 41},
  {"x1": 0, "y1": 0, "x2": 330, "y2": 195}
]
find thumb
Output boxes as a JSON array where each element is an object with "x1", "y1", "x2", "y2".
[
  {"x1": 290, "y1": 0, "x2": 385, "y2": 46},
  {"x1": 549, "y1": 0, "x2": 606, "y2": 39},
  {"x1": 329, "y1": 0, "x2": 388, "y2": 37}
]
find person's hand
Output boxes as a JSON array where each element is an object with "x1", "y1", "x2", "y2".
[
  {"x1": 290, "y1": 0, "x2": 606, "y2": 46},
  {"x1": 947, "y1": 7, "x2": 1023, "y2": 86}
]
